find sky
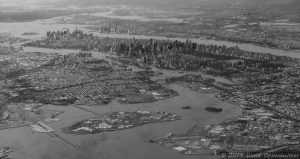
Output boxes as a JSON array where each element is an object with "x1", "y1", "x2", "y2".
[
  {"x1": 0, "y1": 0, "x2": 297, "y2": 12},
  {"x1": 0, "y1": 0, "x2": 57, "y2": 11},
  {"x1": 0, "y1": 0, "x2": 53, "y2": 7},
  {"x1": 0, "y1": 0, "x2": 229, "y2": 10}
]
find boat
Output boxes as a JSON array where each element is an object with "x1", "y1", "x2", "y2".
[
  {"x1": 182, "y1": 106, "x2": 192, "y2": 110},
  {"x1": 205, "y1": 107, "x2": 222, "y2": 112}
]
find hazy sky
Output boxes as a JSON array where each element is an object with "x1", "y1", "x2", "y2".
[
  {"x1": 0, "y1": 0, "x2": 57, "y2": 11},
  {"x1": 0, "y1": 0, "x2": 297, "y2": 11},
  {"x1": 0, "y1": 0, "x2": 226, "y2": 10},
  {"x1": 0, "y1": 0, "x2": 54, "y2": 7}
]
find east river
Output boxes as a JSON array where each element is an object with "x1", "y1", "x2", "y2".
[{"x1": 0, "y1": 19, "x2": 299, "y2": 159}]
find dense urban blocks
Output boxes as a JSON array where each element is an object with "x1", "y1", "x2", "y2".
[
  {"x1": 155, "y1": 68, "x2": 300, "y2": 155},
  {"x1": 1, "y1": 1, "x2": 300, "y2": 158},
  {"x1": 25, "y1": 29, "x2": 300, "y2": 71},
  {"x1": 0, "y1": 33, "x2": 27, "y2": 45},
  {"x1": 157, "y1": 108, "x2": 300, "y2": 155},
  {"x1": 1, "y1": 27, "x2": 300, "y2": 157},
  {"x1": 0, "y1": 49, "x2": 177, "y2": 106}
]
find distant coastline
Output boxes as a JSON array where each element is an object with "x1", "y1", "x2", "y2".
[{"x1": 22, "y1": 32, "x2": 39, "y2": 36}]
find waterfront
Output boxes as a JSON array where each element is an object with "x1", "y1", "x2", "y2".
[
  {"x1": 1, "y1": 18, "x2": 300, "y2": 58},
  {"x1": 0, "y1": 83, "x2": 241, "y2": 159}
]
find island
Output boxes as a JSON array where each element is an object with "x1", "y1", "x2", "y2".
[
  {"x1": 62, "y1": 111, "x2": 181, "y2": 134},
  {"x1": 21, "y1": 32, "x2": 39, "y2": 36},
  {"x1": 205, "y1": 107, "x2": 222, "y2": 112}
]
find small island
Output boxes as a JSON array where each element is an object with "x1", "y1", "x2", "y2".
[
  {"x1": 21, "y1": 32, "x2": 39, "y2": 36},
  {"x1": 62, "y1": 111, "x2": 181, "y2": 134},
  {"x1": 205, "y1": 107, "x2": 222, "y2": 112}
]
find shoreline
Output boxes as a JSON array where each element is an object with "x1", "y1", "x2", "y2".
[{"x1": 62, "y1": 116, "x2": 181, "y2": 135}]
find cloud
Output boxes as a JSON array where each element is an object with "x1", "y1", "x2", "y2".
[{"x1": 0, "y1": 0, "x2": 57, "y2": 10}]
